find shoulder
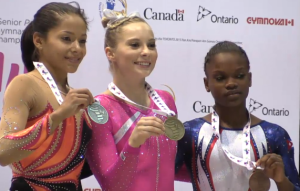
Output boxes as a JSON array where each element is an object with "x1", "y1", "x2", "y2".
[
  {"x1": 4, "y1": 74, "x2": 39, "y2": 109},
  {"x1": 258, "y1": 120, "x2": 285, "y2": 133},
  {"x1": 257, "y1": 120, "x2": 292, "y2": 143},
  {"x1": 184, "y1": 117, "x2": 207, "y2": 127},
  {"x1": 155, "y1": 89, "x2": 177, "y2": 114},
  {"x1": 155, "y1": 89, "x2": 176, "y2": 106},
  {"x1": 4, "y1": 74, "x2": 38, "y2": 98},
  {"x1": 155, "y1": 89, "x2": 174, "y2": 100},
  {"x1": 178, "y1": 118, "x2": 207, "y2": 149},
  {"x1": 183, "y1": 117, "x2": 207, "y2": 133},
  {"x1": 94, "y1": 93, "x2": 118, "y2": 107},
  {"x1": 6, "y1": 74, "x2": 36, "y2": 90}
]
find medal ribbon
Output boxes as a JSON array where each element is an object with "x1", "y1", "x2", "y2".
[
  {"x1": 33, "y1": 62, "x2": 64, "y2": 105},
  {"x1": 108, "y1": 82, "x2": 175, "y2": 117},
  {"x1": 211, "y1": 109, "x2": 261, "y2": 170}
]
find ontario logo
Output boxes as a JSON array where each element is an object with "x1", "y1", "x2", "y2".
[
  {"x1": 197, "y1": 5, "x2": 238, "y2": 24},
  {"x1": 197, "y1": 6, "x2": 211, "y2": 21},
  {"x1": 249, "y1": 98, "x2": 289, "y2": 116}
]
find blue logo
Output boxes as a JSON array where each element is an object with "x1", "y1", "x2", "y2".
[
  {"x1": 106, "y1": 0, "x2": 115, "y2": 10},
  {"x1": 99, "y1": 0, "x2": 126, "y2": 18}
]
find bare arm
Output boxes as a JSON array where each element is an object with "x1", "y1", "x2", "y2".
[{"x1": 0, "y1": 75, "x2": 62, "y2": 166}]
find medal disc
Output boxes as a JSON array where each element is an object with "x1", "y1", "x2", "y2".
[
  {"x1": 87, "y1": 101, "x2": 109, "y2": 124},
  {"x1": 249, "y1": 169, "x2": 270, "y2": 191},
  {"x1": 164, "y1": 117, "x2": 185, "y2": 140}
]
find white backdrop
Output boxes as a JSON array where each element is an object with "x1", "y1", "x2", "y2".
[{"x1": 0, "y1": 0, "x2": 299, "y2": 191}]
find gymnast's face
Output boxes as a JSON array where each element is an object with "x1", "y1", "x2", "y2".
[
  {"x1": 110, "y1": 22, "x2": 157, "y2": 78},
  {"x1": 204, "y1": 52, "x2": 252, "y2": 107},
  {"x1": 34, "y1": 14, "x2": 87, "y2": 73}
]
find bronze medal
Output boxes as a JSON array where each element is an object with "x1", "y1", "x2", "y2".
[
  {"x1": 164, "y1": 116, "x2": 185, "y2": 141},
  {"x1": 249, "y1": 169, "x2": 271, "y2": 191}
]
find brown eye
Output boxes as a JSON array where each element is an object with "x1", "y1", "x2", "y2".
[
  {"x1": 237, "y1": 74, "x2": 245, "y2": 79},
  {"x1": 148, "y1": 43, "x2": 156, "y2": 48},
  {"x1": 130, "y1": 43, "x2": 139, "y2": 48},
  {"x1": 215, "y1": 76, "x2": 224, "y2": 81},
  {"x1": 61, "y1": 37, "x2": 71, "y2": 41}
]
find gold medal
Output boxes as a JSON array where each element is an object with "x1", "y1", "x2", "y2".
[
  {"x1": 249, "y1": 169, "x2": 270, "y2": 191},
  {"x1": 164, "y1": 116, "x2": 185, "y2": 140}
]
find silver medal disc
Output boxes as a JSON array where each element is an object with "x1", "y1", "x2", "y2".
[{"x1": 87, "y1": 101, "x2": 109, "y2": 124}]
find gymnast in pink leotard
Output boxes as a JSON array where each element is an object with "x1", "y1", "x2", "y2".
[{"x1": 86, "y1": 2, "x2": 178, "y2": 191}]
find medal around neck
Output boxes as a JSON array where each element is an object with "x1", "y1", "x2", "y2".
[
  {"x1": 164, "y1": 116, "x2": 185, "y2": 141},
  {"x1": 87, "y1": 101, "x2": 109, "y2": 124},
  {"x1": 108, "y1": 82, "x2": 185, "y2": 140},
  {"x1": 249, "y1": 169, "x2": 271, "y2": 191}
]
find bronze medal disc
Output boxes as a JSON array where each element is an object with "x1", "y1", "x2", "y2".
[
  {"x1": 249, "y1": 169, "x2": 271, "y2": 191},
  {"x1": 164, "y1": 117, "x2": 185, "y2": 140}
]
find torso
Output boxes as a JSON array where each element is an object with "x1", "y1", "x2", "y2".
[
  {"x1": 10, "y1": 71, "x2": 92, "y2": 191},
  {"x1": 96, "y1": 90, "x2": 177, "y2": 191},
  {"x1": 179, "y1": 117, "x2": 299, "y2": 191}
]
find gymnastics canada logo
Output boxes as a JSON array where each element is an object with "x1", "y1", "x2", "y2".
[
  {"x1": 0, "y1": 52, "x2": 27, "y2": 92},
  {"x1": 197, "y1": 5, "x2": 238, "y2": 24},
  {"x1": 249, "y1": 98, "x2": 289, "y2": 116}
]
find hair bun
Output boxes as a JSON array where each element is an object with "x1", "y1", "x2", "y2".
[{"x1": 101, "y1": 17, "x2": 110, "y2": 28}]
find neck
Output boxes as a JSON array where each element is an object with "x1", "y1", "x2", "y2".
[
  {"x1": 214, "y1": 103, "x2": 249, "y2": 129},
  {"x1": 39, "y1": 60, "x2": 68, "y2": 91},
  {"x1": 113, "y1": 74, "x2": 148, "y2": 106}
]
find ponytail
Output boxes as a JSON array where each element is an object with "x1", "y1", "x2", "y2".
[{"x1": 20, "y1": 22, "x2": 36, "y2": 72}]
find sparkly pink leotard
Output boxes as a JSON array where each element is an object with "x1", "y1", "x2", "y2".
[{"x1": 86, "y1": 90, "x2": 177, "y2": 191}]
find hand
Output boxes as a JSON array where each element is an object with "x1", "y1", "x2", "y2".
[
  {"x1": 51, "y1": 88, "x2": 94, "y2": 122},
  {"x1": 128, "y1": 116, "x2": 165, "y2": 148},
  {"x1": 256, "y1": 153, "x2": 286, "y2": 183}
]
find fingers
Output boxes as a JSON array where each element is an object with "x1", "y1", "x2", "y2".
[
  {"x1": 141, "y1": 116, "x2": 164, "y2": 123},
  {"x1": 85, "y1": 90, "x2": 95, "y2": 105},
  {"x1": 73, "y1": 98, "x2": 90, "y2": 109},
  {"x1": 69, "y1": 88, "x2": 94, "y2": 105},
  {"x1": 138, "y1": 117, "x2": 165, "y2": 131},
  {"x1": 138, "y1": 125, "x2": 165, "y2": 135},
  {"x1": 257, "y1": 154, "x2": 283, "y2": 170},
  {"x1": 75, "y1": 94, "x2": 90, "y2": 99}
]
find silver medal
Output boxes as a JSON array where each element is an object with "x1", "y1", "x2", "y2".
[{"x1": 87, "y1": 101, "x2": 109, "y2": 124}]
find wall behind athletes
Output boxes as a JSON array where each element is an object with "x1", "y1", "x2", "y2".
[{"x1": 0, "y1": 0, "x2": 299, "y2": 190}]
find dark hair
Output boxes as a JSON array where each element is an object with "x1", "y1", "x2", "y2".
[
  {"x1": 204, "y1": 41, "x2": 250, "y2": 75},
  {"x1": 21, "y1": 1, "x2": 88, "y2": 72}
]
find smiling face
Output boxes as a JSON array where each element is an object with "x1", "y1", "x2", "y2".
[
  {"x1": 106, "y1": 21, "x2": 157, "y2": 79},
  {"x1": 204, "y1": 52, "x2": 252, "y2": 108},
  {"x1": 36, "y1": 14, "x2": 87, "y2": 73}
]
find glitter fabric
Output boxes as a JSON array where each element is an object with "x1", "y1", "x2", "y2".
[
  {"x1": 175, "y1": 118, "x2": 300, "y2": 191},
  {"x1": 86, "y1": 90, "x2": 177, "y2": 191},
  {"x1": 0, "y1": 74, "x2": 93, "y2": 191}
]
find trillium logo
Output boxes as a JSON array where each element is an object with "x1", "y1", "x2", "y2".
[
  {"x1": 197, "y1": 6, "x2": 211, "y2": 21},
  {"x1": 248, "y1": 98, "x2": 289, "y2": 116},
  {"x1": 249, "y1": 98, "x2": 263, "y2": 113},
  {"x1": 196, "y1": 5, "x2": 238, "y2": 24}
]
